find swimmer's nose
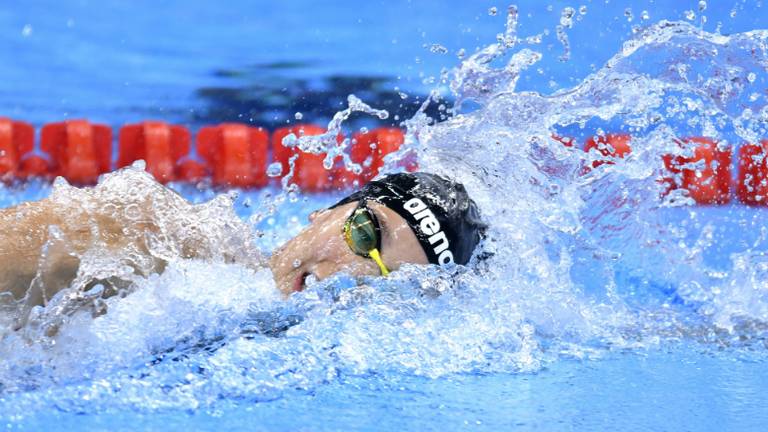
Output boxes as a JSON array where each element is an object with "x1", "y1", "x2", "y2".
[{"x1": 308, "y1": 209, "x2": 328, "y2": 223}]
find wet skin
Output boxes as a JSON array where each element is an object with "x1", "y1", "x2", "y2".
[
  {"x1": 0, "y1": 182, "x2": 426, "y2": 317},
  {"x1": 268, "y1": 201, "x2": 428, "y2": 294}
]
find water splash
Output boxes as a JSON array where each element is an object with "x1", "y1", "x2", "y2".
[{"x1": 2, "y1": 9, "x2": 768, "y2": 420}]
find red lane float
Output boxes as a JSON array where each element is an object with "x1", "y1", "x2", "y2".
[
  {"x1": 584, "y1": 133, "x2": 632, "y2": 168},
  {"x1": 41, "y1": 120, "x2": 111, "y2": 184},
  {"x1": 736, "y1": 140, "x2": 768, "y2": 205},
  {"x1": 662, "y1": 137, "x2": 731, "y2": 205},
  {"x1": 11, "y1": 116, "x2": 758, "y2": 209},
  {"x1": 19, "y1": 156, "x2": 50, "y2": 179},
  {"x1": 352, "y1": 127, "x2": 407, "y2": 183},
  {"x1": 197, "y1": 123, "x2": 268, "y2": 187},
  {"x1": 272, "y1": 125, "x2": 337, "y2": 192},
  {"x1": 176, "y1": 159, "x2": 208, "y2": 183},
  {"x1": 118, "y1": 121, "x2": 190, "y2": 183},
  {"x1": 334, "y1": 128, "x2": 412, "y2": 189},
  {"x1": 0, "y1": 118, "x2": 34, "y2": 178}
]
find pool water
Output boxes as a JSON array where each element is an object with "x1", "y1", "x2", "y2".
[{"x1": 2, "y1": 1, "x2": 768, "y2": 431}]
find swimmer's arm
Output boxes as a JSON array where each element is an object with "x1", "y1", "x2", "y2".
[
  {"x1": 0, "y1": 196, "x2": 160, "y2": 303},
  {"x1": 0, "y1": 199, "x2": 79, "y2": 302},
  {"x1": 0, "y1": 190, "x2": 259, "y2": 304}
]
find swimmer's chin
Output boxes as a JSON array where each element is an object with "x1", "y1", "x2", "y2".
[{"x1": 267, "y1": 259, "x2": 307, "y2": 296}]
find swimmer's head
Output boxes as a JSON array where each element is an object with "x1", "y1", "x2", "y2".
[{"x1": 268, "y1": 172, "x2": 485, "y2": 294}]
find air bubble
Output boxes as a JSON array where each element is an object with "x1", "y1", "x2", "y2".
[
  {"x1": 747, "y1": 72, "x2": 757, "y2": 83},
  {"x1": 488, "y1": 6, "x2": 498, "y2": 16},
  {"x1": 293, "y1": 259, "x2": 301, "y2": 269},
  {"x1": 624, "y1": 8, "x2": 633, "y2": 22},
  {"x1": 579, "y1": 5, "x2": 587, "y2": 15},
  {"x1": 685, "y1": 10, "x2": 696, "y2": 20},
  {"x1": 698, "y1": 1, "x2": 707, "y2": 12},
  {"x1": 294, "y1": 112, "x2": 303, "y2": 120},
  {"x1": 267, "y1": 162, "x2": 283, "y2": 178}
]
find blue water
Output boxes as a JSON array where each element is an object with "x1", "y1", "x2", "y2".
[
  {"x1": 2, "y1": 1, "x2": 768, "y2": 431},
  {"x1": 10, "y1": 346, "x2": 768, "y2": 431}
]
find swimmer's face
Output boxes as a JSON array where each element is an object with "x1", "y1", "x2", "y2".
[{"x1": 268, "y1": 201, "x2": 428, "y2": 294}]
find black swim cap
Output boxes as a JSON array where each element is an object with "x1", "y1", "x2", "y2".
[{"x1": 332, "y1": 172, "x2": 485, "y2": 266}]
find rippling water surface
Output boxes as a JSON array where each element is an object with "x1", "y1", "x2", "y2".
[{"x1": 1, "y1": 1, "x2": 768, "y2": 430}]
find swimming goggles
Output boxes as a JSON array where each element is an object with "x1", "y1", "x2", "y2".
[{"x1": 343, "y1": 201, "x2": 390, "y2": 276}]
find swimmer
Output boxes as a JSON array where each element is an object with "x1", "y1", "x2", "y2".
[
  {"x1": 0, "y1": 171, "x2": 484, "y2": 323},
  {"x1": 270, "y1": 172, "x2": 485, "y2": 294}
]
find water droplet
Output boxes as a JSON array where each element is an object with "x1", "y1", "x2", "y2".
[
  {"x1": 294, "y1": 112, "x2": 303, "y2": 120},
  {"x1": 747, "y1": 72, "x2": 757, "y2": 83},
  {"x1": 488, "y1": 6, "x2": 498, "y2": 16},
  {"x1": 398, "y1": 91, "x2": 408, "y2": 100},
  {"x1": 684, "y1": 10, "x2": 696, "y2": 20},
  {"x1": 698, "y1": 1, "x2": 707, "y2": 12},
  {"x1": 624, "y1": 8, "x2": 633, "y2": 22},
  {"x1": 429, "y1": 44, "x2": 448, "y2": 54},
  {"x1": 560, "y1": 7, "x2": 575, "y2": 27},
  {"x1": 360, "y1": 126, "x2": 369, "y2": 134},
  {"x1": 21, "y1": 24, "x2": 32, "y2": 37},
  {"x1": 579, "y1": 5, "x2": 587, "y2": 15},
  {"x1": 267, "y1": 162, "x2": 283, "y2": 177},
  {"x1": 641, "y1": 10, "x2": 650, "y2": 20},
  {"x1": 456, "y1": 48, "x2": 466, "y2": 59},
  {"x1": 730, "y1": 8, "x2": 737, "y2": 18}
]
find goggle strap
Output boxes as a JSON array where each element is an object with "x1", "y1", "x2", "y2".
[{"x1": 368, "y1": 248, "x2": 390, "y2": 276}]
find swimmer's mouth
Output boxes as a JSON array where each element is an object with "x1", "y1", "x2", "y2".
[{"x1": 293, "y1": 272, "x2": 310, "y2": 292}]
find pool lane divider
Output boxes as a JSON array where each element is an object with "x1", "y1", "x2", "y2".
[
  {"x1": 198, "y1": 123, "x2": 270, "y2": 188},
  {"x1": 0, "y1": 118, "x2": 34, "y2": 178},
  {"x1": 661, "y1": 137, "x2": 732, "y2": 205},
  {"x1": 118, "y1": 121, "x2": 191, "y2": 183},
  {"x1": 737, "y1": 140, "x2": 768, "y2": 206},
  {"x1": 41, "y1": 119, "x2": 113, "y2": 184},
  {"x1": 272, "y1": 124, "x2": 337, "y2": 192},
  {"x1": 2, "y1": 116, "x2": 768, "y2": 205},
  {"x1": 568, "y1": 133, "x2": 755, "y2": 205},
  {"x1": 0, "y1": 118, "x2": 410, "y2": 191}
]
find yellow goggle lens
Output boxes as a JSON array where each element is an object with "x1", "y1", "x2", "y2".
[{"x1": 343, "y1": 206, "x2": 390, "y2": 276}]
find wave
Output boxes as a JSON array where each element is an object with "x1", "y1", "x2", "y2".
[{"x1": 2, "y1": 13, "x2": 768, "y2": 417}]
